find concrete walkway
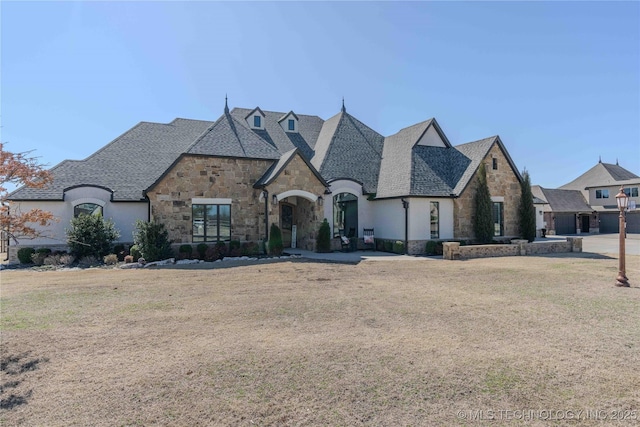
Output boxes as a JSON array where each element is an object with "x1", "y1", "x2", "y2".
[
  {"x1": 543, "y1": 233, "x2": 640, "y2": 256},
  {"x1": 285, "y1": 248, "x2": 438, "y2": 263}
]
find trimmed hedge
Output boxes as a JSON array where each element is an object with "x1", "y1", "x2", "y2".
[{"x1": 17, "y1": 247, "x2": 35, "y2": 264}]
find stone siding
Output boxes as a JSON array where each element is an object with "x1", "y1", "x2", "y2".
[
  {"x1": 147, "y1": 154, "x2": 326, "y2": 251},
  {"x1": 264, "y1": 155, "x2": 327, "y2": 251},
  {"x1": 147, "y1": 156, "x2": 274, "y2": 244},
  {"x1": 453, "y1": 143, "x2": 521, "y2": 240}
]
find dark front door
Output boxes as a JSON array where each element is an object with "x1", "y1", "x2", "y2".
[
  {"x1": 281, "y1": 204, "x2": 294, "y2": 248},
  {"x1": 581, "y1": 215, "x2": 590, "y2": 233}
]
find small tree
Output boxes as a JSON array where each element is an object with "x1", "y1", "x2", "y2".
[
  {"x1": 316, "y1": 219, "x2": 331, "y2": 253},
  {"x1": 518, "y1": 169, "x2": 537, "y2": 242},
  {"x1": 473, "y1": 162, "x2": 494, "y2": 244},
  {"x1": 1, "y1": 143, "x2": 56, "y2": 241},
  {"x1": 67, "y1": 214, "x2": 120, "y2": 258},
  {"x1": 268, "y1": 223, "x2": 283, "y2": 256},
  {"x1": 133, "y1": 220, "x2": 173, "y2": 262}
]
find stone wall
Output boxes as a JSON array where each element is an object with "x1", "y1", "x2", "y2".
[
  {"x1": 265, "y1": 155, "x2": 327, "y2": 251},
  {"x1": 453, "y1": 143, "x2": 522, "y2": 240},
  {"x1": 443, "y1": 237, "x2": 582, "y2": 260},
  {"x1": 147, "y1": 155, "x2": 274, "y2": 244}
]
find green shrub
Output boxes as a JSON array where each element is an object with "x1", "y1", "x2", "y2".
[
  {"x1": 241, "y1": 242, "x2": 259, "y2": 256},
  {"x1": 518, "y1": 170, "x2": 537, "y2": 243},
  {"x1": 393, "y1": 240, "x2": 405, "y2": 254},
  {"x1": 67, "y1": 214, "x2": 120, "y2": 258},
  {"x1": 425, "y1": 240, "x2": 438, "y2": 255},
  {"x1": 196, "y1": 243, "x2": 208, "y2": 260},
  {"x1": 474, "y1": 163, "x2": 494, "y2": 244},
  {"x1": 129, "y1": 245, "x2": 141, "y2": 262},
  {"x1": 133, "y1": 220, "x2": 173, "y2": 262},
  {"x1": 268, "y1": 224, "x2": 283, "y2": 256},
  {"x1": 178, "y1": 244, "x2": 193, "y2": 259},
  {"x1": 36, "y1": 248, "x2": 52, "y2": 255},
  {"x1": 316, "y1": 219, "x2": 331, "y2": 253},
  {"x1": 17, "y1": 247, "x2": 35, "y2": 264},
  {"x1": 383, "y1": 240, "x2": 393, "y2": 252}
]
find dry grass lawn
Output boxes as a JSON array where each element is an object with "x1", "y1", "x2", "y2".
[{"x1": 1, "y1": 254, "x2": 639, "y2": 426}]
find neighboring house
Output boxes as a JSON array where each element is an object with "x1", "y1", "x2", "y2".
[
  {"x1": 7, "y1": 101, "x2": 528, "y2": 260},
  {"x1": 531, "y1": 186, "x2": 594, "y2": 235},
  {"x1": 532, "y1": 160, "x2": 640, "y2": 235}
]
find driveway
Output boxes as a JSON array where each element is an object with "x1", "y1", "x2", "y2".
[{"x1": 541, "y1": 233, "x2": 640, "y2": 256}]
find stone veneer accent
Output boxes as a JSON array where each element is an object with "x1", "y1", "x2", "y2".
[
  {"x1": 264, "y1": 155, "x2": 327, "y2": 251},
  {"x1": 443, "y1": 237, "x2": 582, "y2": 260},
  {"x1": 147, "y1": 154, "x2": 326, "y2": 251},
  {"x1": 453, "y1": 143, "x2": 521, "y2": 240}
]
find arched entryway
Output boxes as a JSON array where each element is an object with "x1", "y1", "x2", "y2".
[
  {"x1": 333, "y1": 192, "x2": 358, "y2": 238},
  {"x1": 274, "y1": 190, "x2": 321, "y2": 250}
]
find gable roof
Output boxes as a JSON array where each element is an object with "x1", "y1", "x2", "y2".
[
  {"x1": 254, "y1": 148, "x2": 328, "y2": 188},
  {"x1": 536, "y1": 187, "x2": 593, "y2": 213},
  {"x1": 8, "y1": 118, "x2": 213, "y2": 201},
  {"x1": 310, "y1": 110, "x2": 385, "y2": 194},
  {"x1": 187, "y1": 112, "x2": 281, "y2": 160}
]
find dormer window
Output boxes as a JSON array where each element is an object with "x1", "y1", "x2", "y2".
[
  {"x1": 246, "y1": 107, "x2": 265, "y2": 130},
  {"x1": 278, "y1": 111, "x2": 299, "y2": 133}
]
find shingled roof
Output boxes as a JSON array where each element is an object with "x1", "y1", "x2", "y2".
[
  {"x1": 310, "y1": 110, "x2": 385, "y2": 194},
  {"x1": 8, "y1": 118, "x2": 213, "y2": 201},
  {"x1": 560, "y1": 161, "x2": 639, "y2": 194},
  {"x1": 187, "y1": 112, "x2": 281, "y2": 160},
  {"x1": 229, "y1": 108, "x2": 324, "y2": 161},
  {"x1": 536, "y1": 188, "x2": 593, "y2": 213}
]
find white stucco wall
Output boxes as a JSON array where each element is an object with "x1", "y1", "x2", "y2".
[
  {"x1": 9, "y1": 186, "x2": 148, "y2": 247},
  {"x1": 372, "y1": 198, "x2": 454, "y2": 241},
  {"x1": 324, "y1": 180, "x2": 374, "y2": 238},
  {"x1": 407, "y1": 198, "x2": 454, "y2": 240},
  {"x1": 534, "y1": 203, "x2": 546, "y2": 231},
  {"x1": 416, "y1": 125, "x2": 446, "y2": 147}
]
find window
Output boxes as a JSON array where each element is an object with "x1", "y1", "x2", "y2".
[
  {"x1": 288, "y1": 119, "x2": 295, "y2": 131},
  {"x1": 333, "y1": 193, "x2": 358, "y2": 238},
  {"x1": 192, "y1": 204, "x2": 231, "y2": 242},
  {"x1": 493, "y1": 202, "x2": 504, "y2": 236},
  {"x1": 596, "y1": 189, "x2": 610, "y2": 199},
  {"x1": 253, "y1": 116, "x2": 261, "y2": 128},
  {"x1": 492, "y1": 158, "x2": 498, "y2": 170},
  {"x1": 74, "y1": 203, "x2": 103, "y2": 217},
  {"x1": 430, "y1": 201, "x2": 439, "y2": 239},
  {"x1": 623, "y1": 187, "x2": 639, "y2": 197}
]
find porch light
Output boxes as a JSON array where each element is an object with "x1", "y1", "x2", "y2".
[
  {"x1": 317, "y1": 196, "x2": 323, "y2": 206},
  {"x1": 272, "y1": 194, "x2": 278, "y2": 205},
  {"x1": 616, "y1": 187, "x2": 629, "y2": 211},
  {"x1": 615, "y1": 186, "x2": 629, "y2": 287}
]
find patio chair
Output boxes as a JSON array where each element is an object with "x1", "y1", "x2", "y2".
[{"x1": 363, "y1": 228, "x2": 375, "y2": 251}]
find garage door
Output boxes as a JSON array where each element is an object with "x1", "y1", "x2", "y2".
[
  {"x1": 599, "y1": 213, "x2": 619, "y2": 233},
  {"x1": 555, "y1": 213, "x2": 576, "y2": 235},
  {"x1": 599, "y1": 212, "x2": 640, "y2": 234}
]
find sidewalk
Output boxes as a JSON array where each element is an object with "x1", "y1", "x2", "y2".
[{"x1": 286, "y1": 248, "x2": 437, "y2": 263}]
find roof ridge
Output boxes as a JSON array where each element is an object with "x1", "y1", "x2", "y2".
[
  {"x1": 344, "y1": 113, "x2": 383, "y2": 157},
  {"x1": 318, "y1": 111, "x2": 346, "y2": 173}
]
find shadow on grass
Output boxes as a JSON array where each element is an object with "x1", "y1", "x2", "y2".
[{"x1": 0, "y1": 352, "x2": 48, "y2": 410}]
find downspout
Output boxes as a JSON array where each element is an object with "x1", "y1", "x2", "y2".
[{"x1": 401, "y1": 197, "x2": 409, "y2": 254}]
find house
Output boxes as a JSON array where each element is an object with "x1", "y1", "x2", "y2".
[
  {"x1": 532, "y1": 160, "x2": 640, "y2": 235},
  {"x1": 7, "y1": 100, "x2": 527, "y2": 261}
]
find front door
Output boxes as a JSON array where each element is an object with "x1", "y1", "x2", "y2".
[
  {"x1": 281, "y1": 204, "x2": 294, "y2": 248},
  {"x1": 581, "y1": 215, "x2": 590, "y2": 233}
]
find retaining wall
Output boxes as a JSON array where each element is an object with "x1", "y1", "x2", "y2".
[{"x1": 443, "y1": 237, "x2": 582, "y2": 260}]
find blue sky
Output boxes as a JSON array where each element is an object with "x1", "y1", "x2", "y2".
[{"x1": 2, "y1": 1, "x2": 639, "y2": 189}]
